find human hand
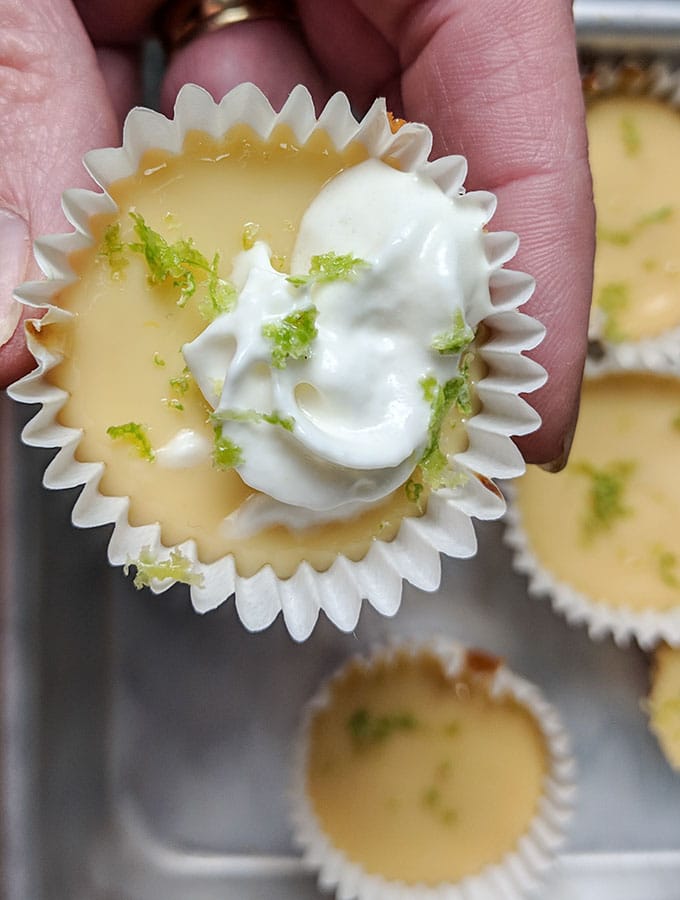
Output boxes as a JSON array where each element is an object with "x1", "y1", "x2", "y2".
[{"x1": 0, "y1": 0, "x2": 593, "y2": 470}]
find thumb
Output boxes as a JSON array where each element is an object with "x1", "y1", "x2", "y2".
[{"x1": 0, "y1": 0, "x2": 120, "y2": 388}]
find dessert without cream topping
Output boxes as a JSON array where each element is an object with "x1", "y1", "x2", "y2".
[
  {"x1": 304, "y1": 650, "x2": 547, "y2": 885},
  {"x1": 648, "y1": 643, "x2": 680, "y2": 771},
  {"x1": 588, "y1": 96, "x2": 680, "y2": 342},
  {"x1": 42, "y1": 125, "x2": 487, "y2": 576},
  {"x1": 516, "y1": 373, "x2": 680, "y2": 612}
]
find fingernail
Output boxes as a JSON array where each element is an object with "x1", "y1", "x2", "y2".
[
  {"x1": 538, "y1": 414, "x2": 579, "y2": 473},
  {"x1": 0, "y1": 209, "x2": 30, "y2": 348}
]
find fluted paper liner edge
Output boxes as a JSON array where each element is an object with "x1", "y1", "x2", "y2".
[
  {"x1": 505, "y1": 357, "x2": 680, "y2": 650},
  {"x1": 289, "y1": 638, "x2": 575, "y2": 900}
]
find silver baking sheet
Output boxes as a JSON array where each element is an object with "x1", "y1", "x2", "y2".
[
  {"x1": 3, "y1": 4, "x2": 680, "y2": 897},
  {"x1": 3, "y1": 386, "x2": 680, "y2": 900}
]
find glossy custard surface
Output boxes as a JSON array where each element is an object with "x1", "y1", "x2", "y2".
[
  {"x1": 305, "y1": 651, "x2": 547, "y2": 885},
  {"x1": 588, "y1": 97, "x2": 680, "y2": 341},
  {"x1": 43, "y1": 127, "x2": 476, "y2": 575},
  {"x1": 516, "y1": 373, "x2": 680, "y2": 611}
]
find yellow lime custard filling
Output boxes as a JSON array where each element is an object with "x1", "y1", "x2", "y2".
[
  {"x1": 515, "y1": 373, "x2": 680, "y2": 612},
  {"x1": 39, "y1": 126, "x2": 481, "y2": 578},
  {"x1": 305, "y1": 650, "x2": 547, "y2": 885},
  {"x1": 588, "y1": 96, "x2": 680, "y2": 342},
  {"x1": 648, "y1": 643, "x2": 680, "y2": 771}
]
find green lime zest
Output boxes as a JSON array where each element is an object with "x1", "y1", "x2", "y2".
[
  {"x1": 214, "y1": 408, "x2": 295, "y2": 431},
  {"x1": 124, "y1": 547, "x2": 203, "y2": 590},
  {"x1": 152, "y1": 352, "x2": 166, "y2": 367},
  {"x1": 106, "y1": 422, "x2": 155, "y2": 461},
  {"x1": 418, "y1": 360, "x2": 473, "y2": 490},
  {"x1": 405, "y1": 477, "x2": 424, "y2": 506},
  {"x1": 169, "y1": 367, "x2": 192, "y2": 395},
  {"x1": 129, "y1": 211, "x2": 210, "y2": 305},
  {"x1": 99, "y1": 222, "x2": 129, "y2": 277},
  {"x1": 574, "y1": 458, "x2": 636, "y2": 540},
  {"x1": 596, "y1": 282, "x2": 630, "y2": 342},
  {"x1": 262, "y1": 306, "x2": 318, "y2": 368},
  {"x1": 199, "y1": 252, "x2": 238, "y2": 321},
  {"x1": 212, "y1": 425, "x2": 244, "y2": 470},
  {"x1": 347, "y1": 707, "x2": 418, "y2": 748},
  {"x1": 672, "y1": 412, "x2": 680, "y2": 432},
  {"x1": 655, "y1": 546, "x2": 680, "y2": 589},
  {"x1": 597, "y1": 205, "x2": 674, "y2": 246},
  {"x1": 121, "y1": 213, "x2": 236, "y2": 316},
  {"x1": 431, "y1": 310, "x2": 475, "y2": 354},
  {"x1": 620, "y1": 114, "x2": 641, "y2": 157},
  {"x1": 287, "y1": 251, "x2": 370, "y2": 287},
  {"x1": 163, "y1": 398, "x2": 184, "y2": 412}
]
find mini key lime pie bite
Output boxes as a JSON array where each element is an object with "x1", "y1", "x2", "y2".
[
  {"x1": 11, "y1": 84, "x2": 544, "y2": 635},
  {"x1": 291, "y1": 642, "x2": 573, "y2": 898},
  {"x1": 587, "y1": 94, "x2": 680, "y2": 350},
  {"x1": 648, "y1": 643, "x2": 680, "y2": 771},
  {"x1": 509, "y1": 370, "x2": 680, "y2": 647}
]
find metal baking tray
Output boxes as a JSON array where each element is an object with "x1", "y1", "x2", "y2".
[{"x1": 3, "y1": 4, "x2": 680, "y2": 898}]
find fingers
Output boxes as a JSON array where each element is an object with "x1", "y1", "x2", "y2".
[
  {"x1": 161, "y1": 19, "x2": 328, "y2": 114},
  {"x1": 356, "y1": 0, "x2": 595, "y2": 467},
  {"x1": 0, "y1": 0, "x2": 122, "y2": 387}
]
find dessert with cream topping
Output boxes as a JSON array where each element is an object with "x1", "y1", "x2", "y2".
[{"x1": 11, "y1": 84, "x2": 543, "y2": 632}]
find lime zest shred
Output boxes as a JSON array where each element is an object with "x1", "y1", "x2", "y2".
[
  {"x1": 107, "y1": 213, "x2": 237, "y2": 316},
  {"x1": 421, "y1": 771, "x2": 457, "y2": 826},
  {"x1": 169, "y1": 368, "x2": 192, "y2": 395},
  {"x1": 620, "y1": 114, "x2": 641, "y2": 156},
  {"x1": 242, "y1": 221, "x2": 262, "y2": 250},
  {"x1": 574, "y1": 458, "x2": 636, "y2": 540},
  {"x1": 347, "y1": 707, "x2": 418, "y2": 749},
  {"x1": 431, "y1": 310, "x2": 475, "y2": 355},
  {"x1": 672, "y1": 412, "x2": 680, "y2": 432},
  {"x1": 152, "y1": 352, "x2": 166, "y2": 367},
  {"x1": 287, "y1": 251, "x2": 370, "y2": 287},
  {"x1": 262, "y1": 306, "x2": 318, "y2": 368},
  {"x1": 199, "y1": 252, "x2": 238, "y2": 321},
  {"x1": 405, "y1": 477, "x2": 424, "y2": 506},
  {"x1": 106, "y1": 422, "x2": 155, "y2": 461},
  {"x1": 596, "y1": 282, "x2": 630, "y2": 342},
  {"x1": 212, "y1": 425, "x2": 244, "y2": 470},
  {"x1": 124, "y1": 547, "x2": 203, "y2": 590},
  {"x1": 99, "y1": 222, "x2": 129, "y2": 277},
  {"x1": 163, "y1": 398, "x2": 185, "y2": 412},
  {"x1": 654, "y1": 546, "x2": 680, "y2": 589},
  {"x1": 128, "y1": 211, "x2": 209, "y2": 306},
  {"x1": 418, "y1": 359, "x2": 474, "y2": 489},
  {"x1": 214, "y1": 408, "x2": 295, "y2": 432},
  {"x1": 597, "y1": 205, "x2": 674, "y2": 246}
]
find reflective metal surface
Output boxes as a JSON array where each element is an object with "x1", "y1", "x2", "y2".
[{"x1": 4, "y1": 6, "x2": 680, "y2": 896}]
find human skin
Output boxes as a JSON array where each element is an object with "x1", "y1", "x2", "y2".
[{"x1": 0, "y1": 0, "x2": 594, "y2": 467}]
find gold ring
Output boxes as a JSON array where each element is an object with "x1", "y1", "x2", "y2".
[{"x1": 158, "y1": 0, "x2": 297, "y2": 53}]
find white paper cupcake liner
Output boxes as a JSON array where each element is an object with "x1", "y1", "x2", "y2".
[
  {"x1": 584, "y1": 59, "x2": 680, "y2": 374},
  {"x1": 290, "y1": 638, "x2": 575, "y2": 900},
  {"x1": 505, "y1": 356, "x2": 680, "y2": 650},
  {"x1": 8, "y1": 82, "x2": 545, "y2": 641}
]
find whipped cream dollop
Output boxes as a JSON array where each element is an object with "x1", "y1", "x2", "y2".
[{"x1": 182, "y1": 158, "x2": 493, "y2": 533}]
